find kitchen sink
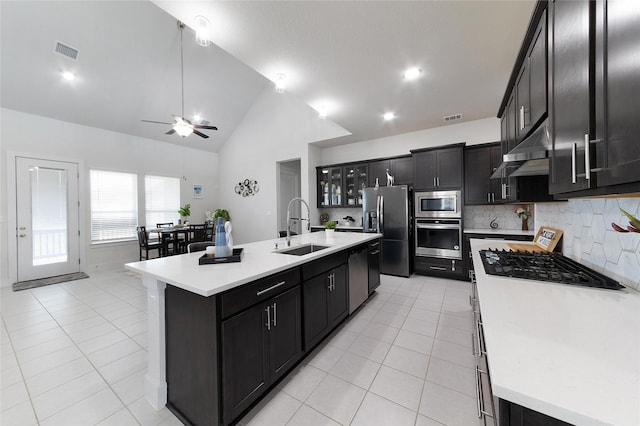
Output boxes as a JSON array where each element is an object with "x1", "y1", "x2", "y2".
[{"x1": 276, "y1": 244, "x2": 330, "y2": 256}]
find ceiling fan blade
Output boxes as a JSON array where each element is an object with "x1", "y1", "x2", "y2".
[
  {"x1": 165, "y1": 129, "x2": 176, "y2": 135},
  {"x1": 194, "y1": 125, "x2": 218, "y2": 130},
  {"x1": 142, "y1": 119, "x2": 172, "y2": 125},
  {"x1": 193, "y1": 129, "x2": 209, "y2": 139}
]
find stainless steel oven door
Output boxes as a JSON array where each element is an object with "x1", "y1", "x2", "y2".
[
  {"x1": 415, "y1": 218, "x2": 462, "y2": 259},
  {"x1": 415, "y1": 190, "x2": 461, "y2": 218}
]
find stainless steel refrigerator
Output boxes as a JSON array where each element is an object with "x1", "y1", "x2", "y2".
[{"x1": 363, "y1": 185, "x2": 412, "y2": 277}]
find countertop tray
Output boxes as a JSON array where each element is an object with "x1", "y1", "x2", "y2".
[{"x1": 199, "y1": 248, "x2": 244, "y2": 265}]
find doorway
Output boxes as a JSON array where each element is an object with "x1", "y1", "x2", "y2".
[
  {"x1": 15, "y1": 157, "x2": 80, "y2": 282},
  {"x1": 277, "y1": 160, "x2": 301, "y2": 235}
]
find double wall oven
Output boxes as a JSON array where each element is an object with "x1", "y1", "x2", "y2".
[{"x1": 415, "y1": 190, "x2": 462, "y2": 260}]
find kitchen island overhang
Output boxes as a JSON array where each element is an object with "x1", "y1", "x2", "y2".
[{"x1": 125, "y1": 231, "x2": 382, "y2": 420}]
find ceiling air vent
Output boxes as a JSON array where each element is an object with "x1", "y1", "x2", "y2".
[
  {"x1": 443, "y1": 113, "x2": 463, "y2": 123},
  {"x1": 54, "y1": 41, "x2": 79, "y2": 61}
]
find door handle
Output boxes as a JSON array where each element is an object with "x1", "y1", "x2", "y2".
[
  {"x1": 272, "y1": 302, "x2": 277, "y2": 327},
  {"x1": 584, "y1": 133, "x2": 591, "y2": 181},
  {"x1": 571, "y1": 142, "x2": 577, "y2": 184},
  {"x1": 19, "y1": 234, "x2": 26, "y2": 238},
  {"x1": 265, "y1": 306, "x2": 271, "y2": 331},
  {"x1": 19, "y1": 227, "x2": 26, "y2": 230}
]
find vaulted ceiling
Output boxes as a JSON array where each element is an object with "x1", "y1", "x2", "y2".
[{"x1": 1, "y1": 1, "x2": 535, "y2": 152}]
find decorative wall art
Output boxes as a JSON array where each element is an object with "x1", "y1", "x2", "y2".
[
  {"x1": 193, "y1": 184, "x2": 203, "y2": 199},
  {"x1": 235, "y1": 179, "x2": 259, "y2": 197}
]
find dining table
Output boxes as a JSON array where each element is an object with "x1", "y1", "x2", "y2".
[{"x1": 148, "y1": 225, "x2": 190, "y2": 255}]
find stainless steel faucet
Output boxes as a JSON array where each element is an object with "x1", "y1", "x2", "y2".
[{"x1": 286, "y1": 197, "x2": 310, "y2": 246}]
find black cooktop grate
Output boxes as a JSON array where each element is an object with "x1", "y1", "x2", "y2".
[{"x1": 479, "y1": 249, "x2": 624, "y2": 290}]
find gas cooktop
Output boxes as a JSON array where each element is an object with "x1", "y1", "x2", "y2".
[{"x1": 479, "y1": 249, "x2": 625, "y2": 290}]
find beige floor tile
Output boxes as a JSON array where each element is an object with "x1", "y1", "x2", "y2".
[
  {"x1": 369, "y1": 365, "x2": 424, "y2": 411},
  {"x1": 383, "y1": 345, "x2": 429, "y2": 379},
  {"x1": 351, "y1": 392, "x2": 417, "y2": 426},
  {"x1": 329, "y1": 351, "x2": 380, "y2": 389},
  {"x1": 306, "y1": 375, "x2": 366, "y2": 425}
]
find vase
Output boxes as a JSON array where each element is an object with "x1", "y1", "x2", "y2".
[
  {"x1": 521, "y1": 217, "x2": 529, "y2": 231},
  {"x1": 325, "y1": 229, "x2": 335, "y2": 238}
]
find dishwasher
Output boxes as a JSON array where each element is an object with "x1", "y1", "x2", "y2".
[{"x1": 348, "y1": 245, "x2": 369, "y2": 314}]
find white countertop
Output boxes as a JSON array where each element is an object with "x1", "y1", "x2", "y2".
[
  {"x1": 470, "y1": 239, "x2": 640, "y2": 425},
  {"x1": 311, "y1": 225, "x2": 363, "y2": 230},
  {"x1": 464, "y1": 228, "x2": 535, "y2": 236},
  {"x1": 125, "y1": 232, "x2": 380, "y2": 297}
]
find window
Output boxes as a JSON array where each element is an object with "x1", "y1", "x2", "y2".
[
  {"x1": 90, "y1": 170, "x2": 138, "y2": 242},
  {"x1": 145, "y1": 175, "x2": 180, "y2": 227}
]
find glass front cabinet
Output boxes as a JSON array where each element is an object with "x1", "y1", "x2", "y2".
[
  {"x1": 317, "y1": 166, "x2": 343, "y2": 207},
  {"x1": 344, "y1": 164, "x2": 368, "y2": 207}
]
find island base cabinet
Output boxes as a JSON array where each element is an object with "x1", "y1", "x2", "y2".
[
  {"x1": 221, "y1": 286, "x2": 302, "y2": 425},
  {"x1": 499, "y1": 399, "x2": 572, "y2": 426},
  {"x1": 302, "y1": 263, "x2": 348, "y2": 351}
]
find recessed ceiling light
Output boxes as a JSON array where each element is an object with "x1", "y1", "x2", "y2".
[
  {"x1": 62, "y1": 71, "x2": 75, "y2": 81},
  {"x1": 383, "y1": 112, "x2": 396, "y2": 121},
  {"x1": 194, "y1": 15, "x2": 211, "y2": 47},
  {"x1": 275, "y1": 73, "x2": 286, "y2": 93},
  {"x1": 403, "y1": 67, "x2": 422, "y2": 80}
]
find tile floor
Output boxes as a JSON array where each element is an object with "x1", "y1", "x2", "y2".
[{"x1": 1, "y1": 270, "x2": 480, "y2": 426}]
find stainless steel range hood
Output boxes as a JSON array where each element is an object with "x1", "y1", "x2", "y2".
[{"x1": 490, "y1": 123, "x2": 550, "y2": 178}]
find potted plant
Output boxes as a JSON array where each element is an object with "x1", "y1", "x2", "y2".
[
  {"x1": 514, "y1": 205, "x2": 532, "y2": 231},
  {"x1": 325, "y1": 220, "x2": 337, "y2": 237},
  {"x1": 178, "y1": 203, "x2": 191, "y2": 225},
  {"x1": 214, "y1": 209, "x2": 231, "y2": 222}
]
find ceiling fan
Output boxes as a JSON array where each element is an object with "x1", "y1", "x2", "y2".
[{"x1": 142, "y1": 21, "x2": 218, "y2": 139}]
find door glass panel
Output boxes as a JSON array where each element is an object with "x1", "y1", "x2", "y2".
[{"x1": 31, "y1": 167, "x2": 68, "y2": 265}]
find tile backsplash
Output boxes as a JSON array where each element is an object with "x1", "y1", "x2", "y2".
[
  {"x1": 534, "y1": 197, "x2": 640, "y2": 291},
  {"x1": 464, "y1": 204, "x2": 534, "y2": 231}
]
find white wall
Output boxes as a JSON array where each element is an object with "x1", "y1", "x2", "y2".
[
  {"x1": 1, "y1": 108, "x2": 219, "y2": 286},
  {"x1": 321, "y1": 117, "x2": 500, "y2": 165},
  {"x1": 216, "y1": 88, "x2": 349, "y2": 244}
]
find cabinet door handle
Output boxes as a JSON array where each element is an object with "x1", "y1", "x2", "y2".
[
  {"x1": 370, "y1": 250, "x2": 380, "y2": 255},
  {"x1": 487, "y1": 193, "x2": 491, "y2": 203},
  {"x1": 256, "y1": 280, "x2": 286, "y2": 296},
  {"x1": 327, "y1": 274, "x2": 332, "y2": 291},
  {"x1": 429, "y1": 266, "x2": 447, "y2": 271},
  {"x1": 491, "y1": 193, "x2": 495, "y2": 203},
  {"x1": 451, "y1": 260, "x2": 456, "y2": 272},
  {"x1": 501, "y1": 183, "x2": 507, "y2": 199},
  {"x1": 437, "y1": 177, "x2": 440, "y2": 187},
  {"x1": 433, "y1": 177, "x2": 436, "y2": 187},
  {"x1": 571, "y1": 142, "x2": 577, "y2": 184},
  {"x1": 475, "y1": 319, "x2": 483, "y2": 356},
  {"x1": 584, "y1": 133, "x2": 591, "y2": 181},
  {"x1": 265, "y1": 306, "x2": 271, "y2": 331},
  {"x1": 475, "y1": 366, "x2": 482, "y2": 419},
  {"x1": 519, "y1": 106, "x2": 526, "y2": 130},
  {"x1": 272, "y1": 302, "x2": 277, "y2": 327}
]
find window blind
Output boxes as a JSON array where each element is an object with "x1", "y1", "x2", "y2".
[
  {"x1": 145, "y1": 175, "x2": 180, "y2": 227},
  {"x1": 90, "y1": 170, "x2": 138, "y2": 242}
]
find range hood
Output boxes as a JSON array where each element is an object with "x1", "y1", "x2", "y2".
[{"x1": 491, "y1": 123, "x2": 550, "y2": 179}]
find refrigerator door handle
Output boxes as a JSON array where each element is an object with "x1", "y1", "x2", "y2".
[{"x1": 379, "y1": 195, "x2": 384, "y2": 234}]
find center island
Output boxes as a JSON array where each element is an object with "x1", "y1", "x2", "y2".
[{"x1": 125, "y1": 231, "x2": 381, "y2": 426}]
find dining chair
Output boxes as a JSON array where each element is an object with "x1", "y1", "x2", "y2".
[
  {"x1": 137, "y1": 226, "x2": 165, "y2": 260},
  {"x1": 157, "y1": 222, "x2": 181, "y2": 254},
  {"x1": 189, "y1": 223, "x2": 208, "y2": 243},
  {"x1": 187, "y1": 241, "x2": 215, "y2": 253},
  {"x1": 205, "y1": 222, "x2": 215, "y2": 241}
]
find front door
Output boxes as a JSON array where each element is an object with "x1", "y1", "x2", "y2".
[{"x1": 16, "y1": 157, "x2": 80, "y2": 282}]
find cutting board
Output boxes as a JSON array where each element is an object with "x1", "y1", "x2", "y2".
[{"x1": 507, "y1": 226, "x2": 563, "y2": 253}]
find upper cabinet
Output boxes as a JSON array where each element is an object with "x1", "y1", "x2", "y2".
[
  {"x1": 412, "y1": 144, "x2": 464, "y2": 190},
  {"x1": 368, "y1": 156, "x2": 413, "y2": 187},
  {"x1": 464, "y1": 143, "x2": 504, "y2": 205},
  {"x1": 344, "y1": 164, "x2": 368, "y2": 207},
  {"x1": 317, "y1": 166, "x2": 343, "y2": 208},
  {"x1": 549, "y1": 0, "x2": 640, "y2": 196},
  {"x1": 516, "y1": 10, "x2": 548, "y2": 141}
]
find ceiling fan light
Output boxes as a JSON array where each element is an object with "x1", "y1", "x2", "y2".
[
  {"x1": 194, "y1": 15, "x2": 211, "y2": 47},
  {"x1": 403, "y1": 67, "x2": 422, "y2": 80},
  {"x1": 174, "y1": 122, "x2": 194, "y2": 137}
]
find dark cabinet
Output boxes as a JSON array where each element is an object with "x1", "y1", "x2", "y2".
[
  {"x1": 221, "y1": 286, "x2": 302, "y2": 424},
  {"x1": 302, "y1": 263, "x2": 348, "y2": 350},
  {"x1": 550, "y1": 0, "x2": 640, "y2": 196},
  {"x1": 367, "y1": 240, "x2": 381, "y2": 294},
  {"x1": 317, "y1": 166, "x2": 343, "y2": 207},
  {"x1": 464, "y1": 143, "x2": 504, "y2": 205},
  {"x1": 516, "y1": 10, "x2": 547, "y2": 141},
  {"x1": 412, "y1": 145, "x2": 464, "y2": 190},
  {"x1": 549, "y1": 0, "x2": 592, "y2": 194},
  {"x1": 368, "y1": 156, "x2": 413, "y2": 187},
  {"x1": 344, "y1": 163, "x2": 368, "y2": 207},
  {"x1": 593, "y1": 0, "x2": 640, "y2": 188},
  {"x1": 414, "y1": 256, "x2": 466, "y2": 280}
]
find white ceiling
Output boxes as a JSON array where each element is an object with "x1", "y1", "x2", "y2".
[{"x1": 1, "y1": 1, "x2": 535, "y2": 152}]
